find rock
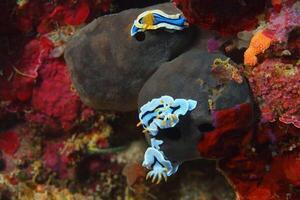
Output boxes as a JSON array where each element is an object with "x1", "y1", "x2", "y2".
[
  {"x1": 138, "y1": 49, "x2": 255, "y2": 162},
  {"x1": 138, "y1": 49, "x2": 253, "y2": 123},
  {"x1": 178, "y1": 160, "x2": 236, "y2": 200},
  {"x1": 64, "y1": 3, "x2": 197, "y2": 112}
]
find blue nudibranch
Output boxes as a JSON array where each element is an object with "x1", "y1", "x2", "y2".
[
  {"x1": 138, "y1": 95, "x2": 197, "y2": 136},
  {"x1": 143, "y1": 147, "x2": 179, "y2": 184},
  {"x1": 138, "y1": 96, "x2": 197, "y2": 183},
  {"x1": 131, "y1": 10, "x2": 189, "y2": 37}
]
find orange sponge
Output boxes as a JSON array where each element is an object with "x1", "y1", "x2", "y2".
[{"x1": 244, "y1": 31, "x2": 272, "y2": 66}]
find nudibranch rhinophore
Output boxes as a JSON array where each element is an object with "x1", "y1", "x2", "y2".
[
  {"x1": 138, "y1": 95, "x2": 197, "y2": 183},
  {"x1": 130, "y1": 10, "x2": 189, "y2": 36}
]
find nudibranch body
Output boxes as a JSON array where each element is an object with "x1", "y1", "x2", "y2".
[
  {"x1": 138, "y1": 96, "x2": 197, "y2": 183},
  {"x1": 138, "y1": 95, "x2": 197, "y2": 136},
  {"x1": 131, "y1": 10, "x2": 189, "y2": 36}
]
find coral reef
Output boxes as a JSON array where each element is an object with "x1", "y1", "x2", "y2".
[
  {"x1": 244, "y1": 0, "x2": 300, "y2": 66},
  {"x1": 248, "y1": 58, "x2": 300, "y2": 127}
]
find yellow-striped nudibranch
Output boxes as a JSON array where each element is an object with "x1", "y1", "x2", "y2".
[{"x1": 131, "y1": 10, "x2": 189, "y2": 36}]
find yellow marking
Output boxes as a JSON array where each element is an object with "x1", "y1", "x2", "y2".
[
  {"x1": 143, "y1": 129, "x2": 149, "y2": 134},
  {"x1": 136, "y1": 121, "x2": 142, "y2": 127},
  {"x1": 143, "y1": 13, "x2": 154, "y2": 27},
  {"x1": 163, "y1": 173, "x2": 167, "y2": 182},
  {"x1": 208, "y1": 99, "x2": 214, "y2": 111},
  {"x1": 172, "y1": 114, "x2": 178, "y2": 120},
  {"x1": 156, "y1": 174, "x2": 162, "y2": 184},
  {"x1": 146, "y1": 173, "x2": 150, "y2": 180},
  {"x1": 151, "y1": 176, "x2": 156, "y2": 183}
]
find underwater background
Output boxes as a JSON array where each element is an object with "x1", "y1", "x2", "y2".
[{"x1": 0, "y1": 0, "x2": 300, "y2": 199}]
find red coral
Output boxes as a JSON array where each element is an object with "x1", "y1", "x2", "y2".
[
  {"x1": 64, "y1": 0, "x2": 90, "y2": 25},
  {"x1": 247, "y1": 187, "x2": 273, "y2": 200},
  {"x1": 218, "y1": 120, "x2": 300, "y2": 200},
  {"x1": 0, "y1": 37, "x2": 95, "y2": 133},
  {"x1": 0, "y1": 38, "x2": 53, "y2": 102},
  {"x1": 15, "y1": 1, "x2": 58, "y2": 33},
  {"x1": 37, "y1": 0, "x2": 90, "y2": 33},
  {"x1": 27, "y1": 60, "x2": 81, "y2": 131},
  {"x1": 272, "y1": 0, "x2": 283, "y2": 12},
  {"x1": 14, "y1": 0, "x2": 112, "y2": 34},
  {"x1": 0, "y1": 33, "x2": 93, "y2": 132},
  {"x1": 282, "y1": 154, "x2": 300, "y2": 186},
  {"x1": 198, "y1": 103, "x2": 254, "y2": 158},
  {"x1": 173, "y1": 0, "x2": 266, "y2": 35},
  {"x1": 37, "y1": 0, "x2": 112, "y2": 34},
  {"x1": 0, "y1": 130, "x2": 20, "y2": 155}
]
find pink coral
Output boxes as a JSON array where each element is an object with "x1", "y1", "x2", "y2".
[
  {"x1": 248, "y1": 58, "x2": 300, "y2": 128},
  {"x1": 43, "y1": 141, "x2": 72, "y2": 179},
  {"x1": 263, "y1": 1, "x2": 300, "y2": 43}
]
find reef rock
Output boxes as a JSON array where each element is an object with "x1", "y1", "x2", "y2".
[
  {"x1": 65, "y1": 3, "x2": 196, "y2": 111},
  {"x1": 138, "y1": 49, "x2": 255, "y2": 162}
]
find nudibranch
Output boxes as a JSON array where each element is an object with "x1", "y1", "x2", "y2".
[
  {"x1": 143, "y1": 146, "x2": 179, "y2": 184},
  {"x1": 138, "y1": 95, "x2": 197, "y2": 136},
  {"x1": 138, "y1": 96, "x2": 197, "y2": 183},
  {"x1": 130, "y1": 10, "x2": 189, "y2": 36}
]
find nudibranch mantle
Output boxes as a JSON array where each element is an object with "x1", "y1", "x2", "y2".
[
  {"x1": 139, "y1": 96, "x2": 197, "y2": 183},
  {"x1": 131, "y1": 10, "x2": 189, "y2": 36},
  {"x1": 138, "y1": 95, "x2": 197, "y2": 136}
]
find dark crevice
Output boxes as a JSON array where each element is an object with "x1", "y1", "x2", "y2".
[
  {"x1": 198, "y1": 123, "x2": 215, "y2": 133},
  {"x1": 157, "y1": 126, "x2": 182, "y2": 141}
]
